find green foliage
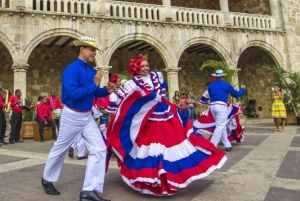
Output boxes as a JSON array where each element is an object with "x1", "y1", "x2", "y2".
[
  {"x1": 22, "y1": 107, "x2": 36, "y2": 122},
  {"x1": 118, "y1": 71, "x2": 133, "y2": 81},
  {"x1": 199, "y1": 60, "x2": 237, "y2": 85},
  {"x1": 263, "y1": 65, "x2": 300, "y2": 116}
]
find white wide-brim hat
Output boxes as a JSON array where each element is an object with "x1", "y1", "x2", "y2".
[
  {"x1": 212, "y1": 69, "x2": 227, "y2": 77},
  {"x1": 73, "y1": 36, "x2": 100, "y2": 50}
]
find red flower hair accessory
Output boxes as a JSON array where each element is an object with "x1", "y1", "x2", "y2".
[
  {"x1": 128, "y1": 54, "x2": 146, "y2": 76},
  {"x1": 211, "y1": 77, "x2": 216, "y2": 83},
  {"x1": 109, "y1": 74, "x2": 119, "y2": 84}
]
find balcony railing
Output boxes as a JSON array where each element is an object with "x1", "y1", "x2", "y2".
[
  {"x1": 0, "y1": 0, "x2": 10, "y2": 8},
  {"x1": 230, "y1": 12, "x2": 276, "y2": 29},
  {"x1": 172, "y1": 7, "x2": 223, "y2": 26},
  {"x1": 31, "y1": 0, "x2": 93, "y2": 15},
  {"x1": 108, "y1": 1, "x2": 165, "y2": 21}
]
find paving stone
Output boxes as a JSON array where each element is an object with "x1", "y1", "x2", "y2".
[
  {"x1": 218, "y1": 148, "x2": 252, "y2": 172},
  {"x1": 0, "y1": 154, "x2": 28, "y2": 164},
  {"x1": 1, "y1": 139, "x2": 54, "y2": 154},
  {"x1": 0, "y1": 163, "x2": 214, "y2": 201},
  {"x1": 296, "y1": 128, "x2": 300, "y2": 134},
  {"x1": 264, "y1": 187, "x2": 300, "y2": 201},
  {"x1": 276, "y1": 151, "x2": 300, "y2": 180},
  {"x1": 244, "y1": 127, "x2": 274, "y2": 134},
  {"x1": 290, "y1": 136, "x2": 300, "y2": 147},
  {"x1": 239, "y1": 135, "x2": 269, "y2": 146}
]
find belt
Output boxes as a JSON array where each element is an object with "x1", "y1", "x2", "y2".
[{"x1": 65, "y1": 106, "x2": 91, "y2": 113}]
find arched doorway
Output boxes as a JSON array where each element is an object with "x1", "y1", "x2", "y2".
[
  {"x1": 238, "y1": 47, "x2": 277, "y2": 118},
  {"x1": 0, "y1": 41, "x2": 14, "y2": 95},
  {"x1": 26, "y1": 36, "x2": 94, "y2": 102},
  {"x1": 108, "y1": 40, "x2": 166, "y2": 77}
]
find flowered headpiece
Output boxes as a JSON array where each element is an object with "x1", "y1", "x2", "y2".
[
  {"x1": 211, "y1": 77, "x2": 216, "y2": 82},
  {"x1": 109, "y1": 73, "x2": 119, "y2": 84},
  {"x1": 128, "y1": 54, "x2": 146, "y2": 76}
]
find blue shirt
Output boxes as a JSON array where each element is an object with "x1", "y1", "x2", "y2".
[
  {"x1": 61, "y1": 58, "x2": 109, "y2": 111},
  {"x1": 208, "y1": 79, "x2": 245, "y2": 104}
]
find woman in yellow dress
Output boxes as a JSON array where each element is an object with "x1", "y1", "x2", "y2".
[{"x1": 271, "y1": 85, "x2": 287, "y2": 132}]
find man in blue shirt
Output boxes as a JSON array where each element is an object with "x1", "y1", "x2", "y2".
[
  {"x1": 208, "y1": 69, "x2": 246, "y2": 152},
  {"x1": 41, "y1": 36, "x2": 114, "y2": 201}
]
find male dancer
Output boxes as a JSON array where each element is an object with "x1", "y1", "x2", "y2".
[
  {"x1": 41, "y1": 36, "x2": 114, "y2": 201},
  {"x1": 208, "y1": 69, "x2": 246, "y2": 151},
  {"x1": 0, "y1": 81, "x2": 8, "y2": 145}
]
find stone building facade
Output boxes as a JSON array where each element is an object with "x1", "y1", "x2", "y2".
[{"x1": 0, "y1": 0, "x2": 299, "y2": 118}]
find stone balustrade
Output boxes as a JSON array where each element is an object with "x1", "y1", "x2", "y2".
[
  {"x1": 173, "y1": 7, "x2": 223, "y2": 26},
  {"x1": 1, "y1": 0, "x2": 10, "y2": 8},
  {"x1": 32, "y1": 0, "x2": 93, "y2": 14},
  {"x1": 108, "y1": 1, "x2": 165, "y2": 21},
  {"x1": 230, "y1": 12, "x2": 276, "y2": 29}
]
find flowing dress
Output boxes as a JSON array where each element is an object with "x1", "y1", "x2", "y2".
[
  {"x1": 106, "y1": 71, "x2": 227, "y2": 196},
  {"x1": 271, "y1": 95, "x2": 286, "y2": 118}
]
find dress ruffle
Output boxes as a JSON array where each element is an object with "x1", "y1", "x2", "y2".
[{"x1": 107, "y1": 89, "x2": 227, "y2": 195}]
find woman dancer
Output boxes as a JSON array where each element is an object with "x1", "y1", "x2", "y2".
[
  {"x1": 107, "y1": 54, "x2": 227, "y2": 196},
  {"x1": 271, "y1": 85, "x2": 286, "y2": 132}
]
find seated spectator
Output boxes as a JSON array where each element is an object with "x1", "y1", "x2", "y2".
[{"x1": 36, "y1": 96, "x2": 57, "y2": 142}]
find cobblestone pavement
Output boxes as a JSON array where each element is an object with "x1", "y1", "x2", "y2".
[{"x1": 0, "y1": 120, "x2": 299, "y2": 201}]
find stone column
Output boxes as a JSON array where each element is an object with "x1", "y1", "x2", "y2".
[
  {"x1": 162, "y1": 0, "x2": 173, "y2": 22},
  {"x1": 94, "y1": 66, "x2": 112, "y2": 87},
  {"x1": 12, "y1": 63, "x2": 28, "y2": 98},
  {"x1": 219, "y1": 0, "x2": 231, "y2": 25},
  {"x1": 164, "y1": 68, "x2": 181, "y2": 100},
  {"x1": 231, "y1": 70, "x2": 240, "y2": 103},
  {"x1": 269, "y1": 0, "x2": 282, "y2": 29}
]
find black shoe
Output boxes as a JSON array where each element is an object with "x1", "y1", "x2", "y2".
[
  {"x1": 41, "y1": 178, "x2": 60, "y2": 195},
  {"x1": 41, "y1": 139, "x2": 44, "y2": 143},
  {"x1": 225, "y1": 147, "x2": 233, "y2": 152},
  {"x1": 0, "y1": 139, "x2": 9, "y2": 145},
  {"x1": 9, "y1": 140, "x2": 14, "y2": 144},
  {"x1": 68, "y1": 147, "x2": 74, "y2": 158},
  {"x1": 15, "y1": 140, "x2": 24, "y2": 143},
  {"x1": 53, "y1": 137, "x2": 57, "y2": 141},
  {"x1": 78, "y1": 156, "x2": 88, "y2": 160},
  {"x1": 80, "y1": 190, "x2": 110, "y2": 201}
]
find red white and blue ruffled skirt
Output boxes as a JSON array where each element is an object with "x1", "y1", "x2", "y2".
[
  {"x1": 106, "y1": 90, "x2": 227, "y2": 196},
  {"x1": 193, "y1": 103, "x2": 245, "y2": 143}
]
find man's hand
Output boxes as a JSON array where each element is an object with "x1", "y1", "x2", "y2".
[
  {"x1": 106, "y1": 83, "x2": 116, "y2": 93},
  {"x1": 94, "y1": 70, "x2": 105, "y2": 86},
  {"x1": 44, "y1": 122, "x2": 48, "y2": 125},
  {"x1": 241, "y1": 85, "x2": 246, "y2": 89}
]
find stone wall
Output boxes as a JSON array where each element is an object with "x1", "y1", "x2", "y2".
[
  {"x1": 171, "y1": 0, "x2": 220, "y2": 10},
  {"x1": 238, "y1": 47, "x2": 277, "y2": 118},
  {"x1": 0, "y1": 43, "x2": 14, "y2": 95},
  {"x1": 228, "y1": 0, "x2": 271, "y2": 15},
  {"x1": 27, "y1": 45, "x2": 77, "y2": 102},
  {"x1": 281, "y1": 0, "x2": 300, "y2": 72},
  {"x1": 117, "y1": 0, "x2": 162, "y2": 5}
]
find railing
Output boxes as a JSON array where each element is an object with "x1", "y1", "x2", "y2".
[
  {"x1": 230, "y1": 13, "x2": 276, "y2": 29},
  {"x1": 32, "y1": 0, "x2": 93, "y2": 15},
  {"x1": 0, "y1": 0, "x2": 10, "y2": 8},
  {"x1": 107, "y1": 1, "x2": 165, "y2": 21},
  {"x1": 173, "y1": 7, "x2": 224, "y2": 26}
]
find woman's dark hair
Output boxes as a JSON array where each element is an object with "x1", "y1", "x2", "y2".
[
  {"x1": 274, "y1": 85, "x2": 282, "y2": 92},
  {"x1": 38, "y1": 96, "x2": 43, "y2": 101}
]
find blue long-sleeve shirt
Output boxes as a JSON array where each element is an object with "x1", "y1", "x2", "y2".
[
  {"x1": 61, "y1": 58, "x2": 109, "y2": 111},
  {"x1": 208, "y1": 79, "x2": 245, "y2": 104}
]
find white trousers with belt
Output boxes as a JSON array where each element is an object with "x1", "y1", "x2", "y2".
[
  {"x1": 209, "y1": 102, "x2": 232, "y2": 148},
  {"x1": 43, "y1": 106, "x2": 106, "y2": 192},
  {"x1": 71, "y1": 134, "x2": 86, "y2": 157}
]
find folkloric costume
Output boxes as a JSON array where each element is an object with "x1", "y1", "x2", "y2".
[
  {"x1": 271, "y1": 94, "x2": 286, "y2": 118},
  {"x1": 106, "y1": 74, "x2": 126, "y2": 114},
  {"x1": 106, "y1": 54, "x2": 227, "y2": 196},
  {"x1": 194, "y1": 77, "x2": 244, "y2": 144}
]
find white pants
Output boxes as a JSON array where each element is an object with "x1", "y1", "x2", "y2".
[
  {"x1": 43, "y1": 106, "x2": 107, "y2": 192},
  {"x1": 209, "y1": 103, "x2": 232, "y2": 148},
  {"x1": 71, "y1": 134, "x2": 86, "y2": 157}
]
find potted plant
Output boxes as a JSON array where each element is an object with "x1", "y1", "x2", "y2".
[
  {"x1": 263, "y1": 65, "x2": 300, "y2": 125},
  {"x1": 20, "y1": 107, "x2": 36, "y2": 139}
]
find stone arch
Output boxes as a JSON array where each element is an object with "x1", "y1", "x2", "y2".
[
  {"x1": 104, "y1": 33, "x2": 173, "y2": 68},
  {"x1": 237, "y1": 40, "x2": 284, "y2": 69},
  {"x1": 0, "y1": 31, "x2": 18, "y2": 63},
  {"x1": 176, "y1": 37, "x2": 232, "y2": 68},
  {"x1": 23, "y1": 28, "x2": 85, "y2": 64}
]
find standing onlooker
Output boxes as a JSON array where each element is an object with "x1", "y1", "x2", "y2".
[
  {"x1": 47, "y1": 90, "x2": 63, "y2": 132},
  {"x1": 36, "y1": 96, "x2": 57, "y2": 142},
  {"x1": 186, "y1": 93, "x2": 195, "y2": 120},
  {"x1": 208, "y1": 69, "x2": 246, "y2": 152},
  {"x1": 172, "y1": 90, "x2": 180, "y2": 108},
  {"x1": 179, "y1": 93, "x2": 188, "y2": 114},
  {"x1": 0, "y1": 81, "x2": 8, "y2": 145},
  {"x1": 41, "y1": 35, "x2": 114, "y2": 201},
  {"x1": 271, "y1": 85, "x2": 286, "y2": 132},
  {"x1": 9, "y1": 89, "x2": 24, "y2": 144}
]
